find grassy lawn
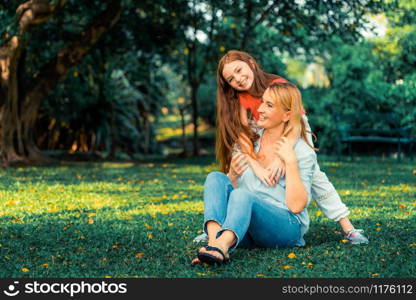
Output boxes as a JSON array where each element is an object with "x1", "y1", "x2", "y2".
[
  {"x1": 155, "y1": 114, "x2": 215, "y2": 155},
  {"x1": 0, "y1": 156, "x2": 415, "y2": 278},
  {"x1": 155, "y1": 115, "x2": 215, "y2": 143}
]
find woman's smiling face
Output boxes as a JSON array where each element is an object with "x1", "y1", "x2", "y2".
[
  {"x1": 257, "y1": 89, "x2": 290, "y2": 129},
  {"x1": 222, "y1": 60, "x2": 254, "y2": 91}
]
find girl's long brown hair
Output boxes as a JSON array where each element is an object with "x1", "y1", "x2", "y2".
[{"x1": 216, "y1": 50, "x2": 283, "y2": 173}]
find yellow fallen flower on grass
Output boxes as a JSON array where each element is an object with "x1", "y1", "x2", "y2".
[{"x1": 281, "y1": 265, "x2": 293, "y2": 269}]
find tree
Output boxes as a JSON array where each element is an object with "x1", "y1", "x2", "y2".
[
  {"x1": 169, "y1": 0, "x2": 385, "y2": 155},
  {"x1": 299, "y1": 0, "x2": 416, "y2": 153},
  {"x1": 0, "y1": 0, "x2": 122, "y2": 165},
  {"x1": 0, "y1": 0, "x2": 388, "y2": 163}
]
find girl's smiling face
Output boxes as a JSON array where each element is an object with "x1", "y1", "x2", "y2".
[{"x1": 222, "y1": 60, "x2": 254, "y2": 91}]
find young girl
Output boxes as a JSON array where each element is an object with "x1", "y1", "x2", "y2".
[{"x1": 195, "y1": 50, "x2": 368, "y2": 244}]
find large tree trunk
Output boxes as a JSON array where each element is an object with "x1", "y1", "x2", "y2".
[
  {"x1": 0, "y1": 0, "x2": 67, "y2": 164},
  {"x1": 179, "y1": 107, "x2": 187, "y2": 155},
  {"x1": 186, "y1": 2, "x2": 217, "y2": 157},
  {"x1": 21, "y1": 0, "x2": 121, "y2": 162},
  {"x1": 0, "y1": 37, "x2": 25, "y2": 165},
  {"x1": 191, "y1": 83, "x2": 200, "y2": 156},
  {"x1": 0, "y1": 0, "x2": 122, "y2": 165}
]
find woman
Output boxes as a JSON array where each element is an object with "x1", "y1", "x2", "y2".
[
  {"x1": 194, "y1": 50, "x2": 368, "y2": 245},
  {"x1": 194, "y1": 83, "x2": 316, "y2": 265}
]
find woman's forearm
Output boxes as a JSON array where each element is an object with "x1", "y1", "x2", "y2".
[{"x1": 284, "y1": 159, "x2": 307, "y2": 214}]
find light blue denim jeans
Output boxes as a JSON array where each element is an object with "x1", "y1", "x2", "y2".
[{"x1": 203, "y1": 171, "x2": 301, "y2": 252}]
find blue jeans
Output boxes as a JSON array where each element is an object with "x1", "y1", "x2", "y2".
[{"x1": 203, "y1": 172, "x2": 301, "y2": 252}]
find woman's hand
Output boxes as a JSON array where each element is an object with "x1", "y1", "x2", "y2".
[
  {"x1": 267, "y1": 157, "x2": 286, "y2": 183},
  {"x1": 228, "y1": 152, "x2": 248, "y2": 178},
  {"x1": 275, "y1": 137, "x2": 297, "y2": 164}
]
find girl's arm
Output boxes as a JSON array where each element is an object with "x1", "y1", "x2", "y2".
[
  {"x1": 240, "y1": 105, "x2": 249, "y2": 127},
  {"x1": 227, "y1": 171, "x2": 239, "y2": 188},
  {"x1": 238, "y1": 105, "x2": 276, "y2": 186},
  {"x1": 245, "y1": 155, "x2": 275, "y2": 187},
  {"x1": 238, "y1": 106, "x2": 274, "y2": 186},
  {"x1": 227, "y1": 152, "x2": 248, "y2": 188},
  {"x1": 266, "y1": 156, "x2": 286, "y2": 183},
  {"x1": 236, "y1": 135, "x2": 275, "y2": 187},
  {"x1": 234, "y1": 136, "x2": 274, "y2": 187}
]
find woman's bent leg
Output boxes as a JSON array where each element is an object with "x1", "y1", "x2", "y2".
[
  {"x1": 203, "y1": 171, "x2": 233, "y2": 236},
  {"x1": 247, "y1": 200, "x2": 301, "y2": 249},
  {"x1": 218, "y1": 189, "x2": 301, "y2": 252}
]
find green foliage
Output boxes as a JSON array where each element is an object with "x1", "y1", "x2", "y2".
[
  {"x1": 0, "y1": 156, "x2": 414, "y2": 277},
  {"x1": 0, "y1": 7, "x2": 19, "y2": 40},
  {"x1": 163, "y1": 0, "x2": 384, "y2": 139},
  {"x1": 197, "y1": 77, "x2": 216, "y2": 126},
  {"x1": 302, "y1": 42, "x2": 390, "y2": 152},
  {"x1": 304, "y1": 14, "x2": 416, "y2": 153},
  {"x1": 0, "y1": 0, "x2": 397, "y2": 158},
  {"x1": 40, "y1": 48, "x2": 167, "y2": 156}
]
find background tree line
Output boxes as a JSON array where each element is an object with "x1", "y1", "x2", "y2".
[{"x1": 1, "y1": 0, "x2": 413, "y2": 165}]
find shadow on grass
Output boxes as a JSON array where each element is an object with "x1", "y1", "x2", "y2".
[
  {"x1": 0, "y1": 206, "x2": 414, "y2": 278},
  {"x1": 0, "y1": 156, "x2": 414, "y2": 277},
  {"x1": 0, "y1": 156, "x2": 216, "y2": 189},
  {"x1": 0, "y1": 209, "x2": 204, "y2": 278}
]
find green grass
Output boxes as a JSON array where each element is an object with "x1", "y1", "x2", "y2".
[
  {"x1": 0, "y1": 156, "x2": 415, "y2": 278},
  {"x1": 155, "y1": 114, "x2": 215, "y2": 143}
]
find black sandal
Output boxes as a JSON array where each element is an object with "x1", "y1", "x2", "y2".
[{"x1": 197, "y1": 245, "x2": 230, "y2": 265}]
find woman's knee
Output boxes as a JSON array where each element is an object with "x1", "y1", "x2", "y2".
[
  {"x1": 204, "y1": 171, "x2": 229, "y2": 188},
  {"x1": 229, "y1": 188, "x2": 254, "y2": 205}
]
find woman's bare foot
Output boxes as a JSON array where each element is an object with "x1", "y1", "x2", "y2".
[
  {"x1": 191, "y1": 257, "x2": 202, "y2": 265},
  {"x1": 194, "y1": 229, "x2": 235, "y2": 265}
]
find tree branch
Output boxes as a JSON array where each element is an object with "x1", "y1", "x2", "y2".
[
  {"x1": 197, "y1": 3, "x2": 217, "y2": 83},
  {"x1": 241, "y1": 0, "x2": 280, "y2": 48},
  {"x1": 24, "y1": 0, "x2": 122, "y2": 103},
  {"x1": 17, "y1": 0, "x2": 68, "y2": 32}
]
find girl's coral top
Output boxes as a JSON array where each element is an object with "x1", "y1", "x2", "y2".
[{"x1": 238, "y1": 77, "x2": 305, "y2": 121}]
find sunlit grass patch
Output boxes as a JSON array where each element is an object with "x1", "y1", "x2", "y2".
[
  {"x1": 155, "y1": 117, "x2": 214, "y2": 142},
  {"x1": 0, "y1": 155, "x2": 414, "y2": 278}
]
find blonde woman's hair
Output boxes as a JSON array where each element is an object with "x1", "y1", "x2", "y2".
[{"x1": 256, "y1": 82, "x2": 316, "y2": 152}]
